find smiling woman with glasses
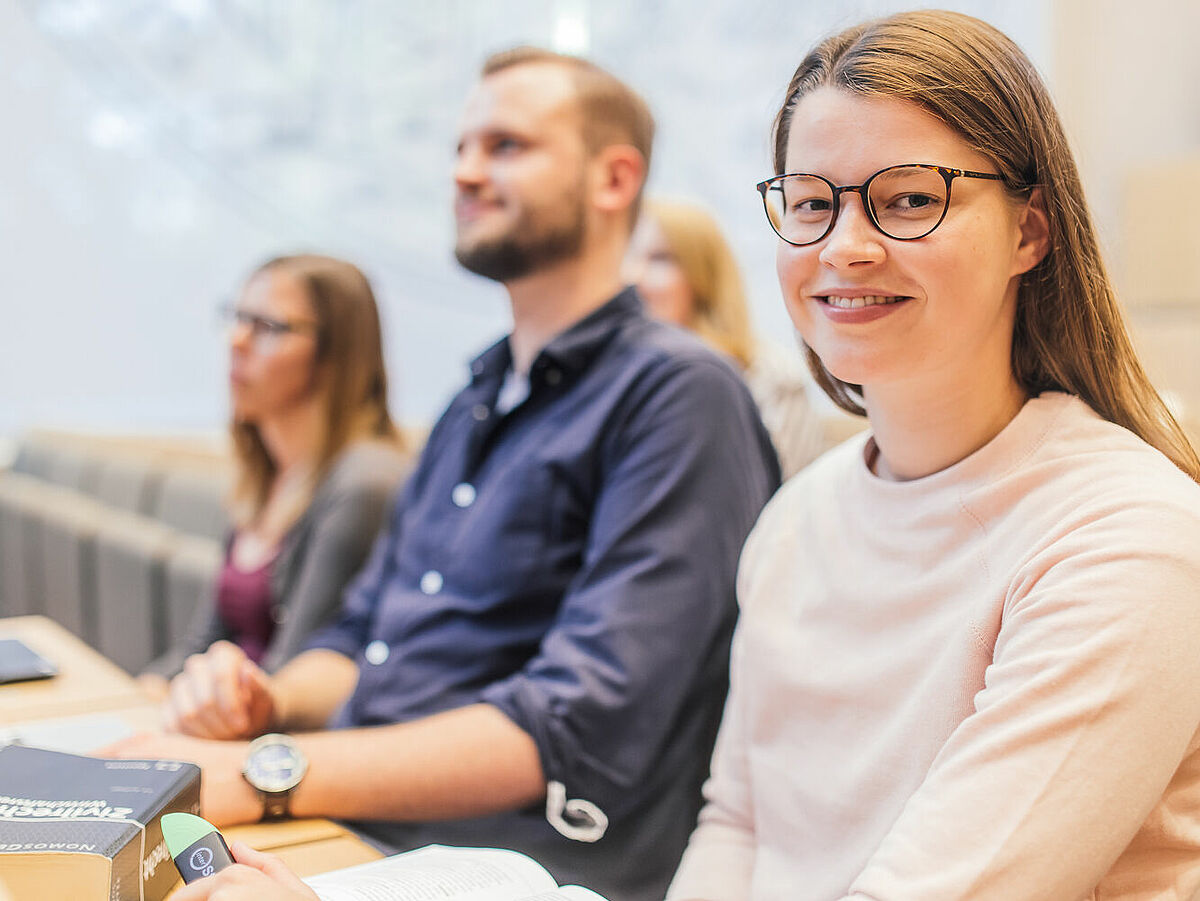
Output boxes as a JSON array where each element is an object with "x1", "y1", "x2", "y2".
[
  {"x1": 139, "y1": 254, "x2": 412, "y2": 705},
  {"x1": 668, "y1": 10, "x2": 1200, "y2": 901}
]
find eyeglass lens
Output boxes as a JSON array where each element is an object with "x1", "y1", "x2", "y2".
[
  {"x1": 220, "y1": 306, "x2": 307, "y2": 339},
  {"x1": 764, "y1": 166, "x2": 950, "y2": 244}
]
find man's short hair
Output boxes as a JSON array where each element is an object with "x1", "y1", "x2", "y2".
[{"x1": 482, "y1": 47, "x2": 655, "y2": 204}]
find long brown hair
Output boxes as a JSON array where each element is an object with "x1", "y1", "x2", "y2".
[
  {"x1": 772, "y1": 10, "x2": 1200, "y2": 481},
  {"x1": 647, "y1": 199, "x2": 756, "y2": 369},
  {"x1": 230, "y1": 254, "x2": 401, "y2": 528}
]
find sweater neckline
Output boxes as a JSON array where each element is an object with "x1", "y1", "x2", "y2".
[{"x1": 856, "y1": 391, "x2": 1075, "y2": 494}]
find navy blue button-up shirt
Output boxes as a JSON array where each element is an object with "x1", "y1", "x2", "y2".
[{"x1": 309, "y1": 288, "x2": 780, "y2": 901}]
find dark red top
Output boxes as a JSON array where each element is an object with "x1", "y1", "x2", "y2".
[{"x1": 215, "y1": 551, "x2": 277, "y2": 665}]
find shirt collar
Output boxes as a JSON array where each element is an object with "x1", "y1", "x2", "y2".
[{"x1": 468, "y1": 286, "x2": 643, "y2": 384}]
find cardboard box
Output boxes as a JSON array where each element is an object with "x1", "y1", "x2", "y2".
[{"x1": 0, "y1": 745, "x2": 199, "y2": 900}]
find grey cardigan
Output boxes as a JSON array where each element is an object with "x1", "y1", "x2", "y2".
[{"x1": 144, "y1": 440, "x2": 411, "y2": 677}]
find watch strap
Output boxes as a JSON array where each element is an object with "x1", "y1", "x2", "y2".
[{"x1": 258, "y1": 789, "x2": 291, "y2": 821}]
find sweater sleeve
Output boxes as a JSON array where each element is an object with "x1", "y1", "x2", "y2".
[
  {"x1": 842, "y1": 495, "x2": 1200, "y2": 901},
  {"x1": 140, "y1": 538, "x2": 231, "y2": 679},
  {"x1": 261, "y1": 451, "x2": 408, "y2": 673}
]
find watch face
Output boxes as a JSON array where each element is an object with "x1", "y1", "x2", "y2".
[{"x1": 244, "y1": 741, "x2": 306, "y2": 793}]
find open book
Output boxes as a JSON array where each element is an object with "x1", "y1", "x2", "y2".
[{"x1": 303, "y1": 845, "x2": 608, "y2": 901}]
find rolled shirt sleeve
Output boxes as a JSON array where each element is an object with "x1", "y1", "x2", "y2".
[{"x1": 482, "y1": 357, "x2": 777, "y2": 819}]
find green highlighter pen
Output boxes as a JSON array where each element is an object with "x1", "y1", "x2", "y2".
[{"x1": 162, "y1": 812, "x2": 235, "y2": 884}]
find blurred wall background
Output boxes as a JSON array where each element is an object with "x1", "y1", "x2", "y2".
[
  {"x1": 0, "y1": 0, "x2": 1194, "y2": 444},
  {"x1": 1049, "y1": 0, "x2": 1200, "y2": 437}
]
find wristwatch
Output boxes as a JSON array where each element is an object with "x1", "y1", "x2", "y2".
[{"x1": 241, "y1": 733, "x2": 307, "y2": 821}]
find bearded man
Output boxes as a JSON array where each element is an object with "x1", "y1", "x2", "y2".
[{"x1": 112, "y1": 48, "x2": 779, "y2": 901}]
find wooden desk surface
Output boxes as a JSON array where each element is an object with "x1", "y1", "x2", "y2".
[
  {"x1": 0, "y1": 618, "x2": 385, "y2": 893},
  {"x1": 0, "y1": 615, "x2": 148, "y2": 725}
]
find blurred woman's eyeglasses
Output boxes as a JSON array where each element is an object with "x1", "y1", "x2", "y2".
[{"x1": 217, "y1": 304, "x2": 318, "y2": 344}]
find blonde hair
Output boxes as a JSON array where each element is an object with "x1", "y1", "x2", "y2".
[
  {"x1": 772, "y1": 10, "x2": 1200, "y2": 481},
  {"x1": 230, "y1": 254, "x2": 402, "y2": 530},
  {"x1": 647, "y1": 199, "x2": 756, "y2": 369}
]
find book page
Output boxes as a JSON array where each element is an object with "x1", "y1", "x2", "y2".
[
  {"x1": 523, "y1": 887, "x2": 609, "y2": 901},
  {"x1": 304, "y1": 845, "x2": 559, "y2": 901},
  {"x1": 0, "y1": 713, "x2": 135, "y2": 755}
]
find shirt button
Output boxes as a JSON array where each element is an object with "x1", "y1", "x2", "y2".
[
  {"x1": 271, "y1": 606, "x2": 287, "y2": 625},
  {"x1": 471, "y1": 404, "x2": 490, "y2": 421},
  {"x1": 420, "y1": 570, "x2": 444, "y2": 594},
  {"x1": 471, "y1": 360, "x2": 484, "y2": 376},
  {"x1": 364, "y1": 640, "x2": 389, "y2": 665},
  {"x1": 451, "y1": 483, "x2": 476, "y2": 508},
  {"x1": 545, "y1": 368, "x2": 562, "y2": 386}
]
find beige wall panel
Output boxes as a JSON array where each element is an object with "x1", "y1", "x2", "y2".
[
  {"x1": 1122, "y1": 159, "x2": 1200, "y2": 306},
  {"x1": 1050, "y1": 0, "x2": 1200, "y2": 302},
  {"x1": 1129, "y1": 309, "x2": 1200, "y2": 439}
]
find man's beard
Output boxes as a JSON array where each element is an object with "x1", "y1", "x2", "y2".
[{"x1": 455, "y1": 190, "x2": 587, "y2": 283}]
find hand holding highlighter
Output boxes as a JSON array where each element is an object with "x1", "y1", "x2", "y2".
[{"x1": 162, "y1": 812, "x2": 235, "y2": 884}]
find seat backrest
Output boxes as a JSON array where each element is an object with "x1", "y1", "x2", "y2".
[
  {"x1": 92, "y1": 513, "x2": 178, "y2": 674},
  {"x1": 11, "y1": 437, "x2": 56, "y2": 479},
  {"x1": 161, "y1": 535, "x2": 224, "y2": 657},
  {"x1": 36, "y1": 492, "x2": 108, "y2": 644},
  {"x1": 153, "y1": 467, "x2": 230, "y2": 542},
  {"x1": 0, "y1": 474, "x2": 105, "y2": 620},
  {"x1": 43, "y1": 444, "x2": 104, "y2": 495},
  {"x1": 0, "y1": 473, "x2": 48, "y2": 617},
  {"x1": 94, "y1": 455, "x2": 164, "y2": 515}
]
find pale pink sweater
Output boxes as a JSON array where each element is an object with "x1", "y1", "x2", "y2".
[{"x1": 668, "y1": 393, "x2": 1200, "y2": 901}]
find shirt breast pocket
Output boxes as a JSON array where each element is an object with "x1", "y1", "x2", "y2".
[{"x1": 449, "y1": 458, "x2": 587, "y2": 598}]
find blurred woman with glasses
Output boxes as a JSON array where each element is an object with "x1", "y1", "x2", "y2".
[
  {"x1": 139, "y1": 255, "x2": 411, "y2": 722},
  {"x1": 668, "y1": 10, "x2": 1200, "y2": 901},
  {"x1": 627, "y1": 199, "x2": 825, "y2": 478}
]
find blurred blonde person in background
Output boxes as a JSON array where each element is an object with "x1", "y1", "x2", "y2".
[
  {"x1": 138, "y1": 254, "x2": 411, "y2": 715},
  {"x1": 628, "y1": 198, "x2": 824, "y2": 477}
]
